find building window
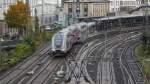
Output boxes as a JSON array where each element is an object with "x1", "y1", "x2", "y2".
[
  {"x1": 68, "y1": 4, "x2": 72, "y2": 13},
  {"x1": 120, "y1": 1, "x2": 123, "y2": 5},
  {"x1": 76, "y1": 4, "x2": 80, "y2": 17},
  {"x1": 84, "y1": 4, "x2": 88, "y2": 16},
  {"x1": 68, "y1": 4, "x2": 73, "y2": 18},
  {"x1": 112, "y1": 8, "x2": 114, "y2": 11},
  {"x1": 117, "y1": 1, "x2": 119, "y2": 6}
]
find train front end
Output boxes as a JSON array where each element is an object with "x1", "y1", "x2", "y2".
[{"x1": 51, "y1": 32, "x2": 66, "y2": 56}]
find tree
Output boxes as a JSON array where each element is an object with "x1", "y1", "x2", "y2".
[{"x1": 4, "y1": 1, "x2": 31, "y2": 37}]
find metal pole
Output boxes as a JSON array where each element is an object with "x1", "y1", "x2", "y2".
[
  {"x1": 105, "y1": 16, "x2": 109, "y2": 58},
  {"x1": 73, "y1": 0, "x2": 75, "y2": 24},
  {"x1": 41, "y1": 0, "x2": 44, "y2": 31},
  {"x1": 119, "y1": 17, "x2": 122, "y2": 32},
  {"x1": 76, "y1": 0, "x2": 80, "y2": 22},
  {"x1": 0, "y1": 43, "x2": 1, "y2": 67},
  {"x1": 104, "y1": 30, "x2": 107, "y2": 57},
  {"x1": 145, "y1": 3, "x2": 149, "y2": 33},
  {"x1": 26, "y1": 0, "x2": 29, "y2": 35},
  {"x1": 142, "y1": 0, "x2": 149, "y2": 35}
]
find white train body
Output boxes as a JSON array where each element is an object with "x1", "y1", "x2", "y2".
[
  {"x1": 87, "y1": 22, "x2": 96, "y2": 34},
  {"x1": 51, "y1": 22, "x2": 95, "y2": 56},
  {"x1": 77, "y1": 22, "x2": 88, "y2": 42}
]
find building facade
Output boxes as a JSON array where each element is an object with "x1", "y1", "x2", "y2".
[
  {"x1": 109, "y1": 0, "x2": 141, "y2": 13},
  {"x1": 31, "y1": 3, "x2": 58, "y2": 25},
  {"x1": 63, "y1": 0, "x2": 110, "y2": 18},
  {"x1": 28, "y1": 0, "x2": 59, "y2": 25},
  {"x1": 0, "y1": 0, "x2": 58, "y2": 26}
]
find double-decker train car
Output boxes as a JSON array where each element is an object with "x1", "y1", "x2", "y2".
[
  {"x1": 51, "y1": 25, "x2": 81, "y2": 56},
  {"x1": 51, "y1": 22, "x2": 95, "y2": 56}
]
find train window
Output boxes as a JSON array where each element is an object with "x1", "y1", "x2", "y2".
[
  {"x1": 54, "y1": 32, "x2": 63, "y2": 48},
  {"x1": 81, "y1": 25, "x2": 86, "y2": 29},
  {"x1": 67, "y1": 34, "x2": 70, "y2": 38}
]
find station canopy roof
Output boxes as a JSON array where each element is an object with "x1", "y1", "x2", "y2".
[
  {"x1": 98, "y1": 13, "x2": 146, "y2": 21},
  {"x1": 64, "y1": 0, "x2": 109, "y2": 3}
]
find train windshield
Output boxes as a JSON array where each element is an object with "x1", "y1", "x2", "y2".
[{"x1": 54, "y1": 32, "x2": 63, "y2": 48}]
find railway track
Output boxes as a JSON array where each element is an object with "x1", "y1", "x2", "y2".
[
  {"x1": 0, "y1": 29, "x2": 144, "y2": 84},
  {"x1": 120, "y1": 41, "x2": 145, "y2": 84},
  {"x1": 26, "y1": 58, "x2": 63, "y2": 84},
  {"x1": 94, "y1": 34, "x2": 128, "y2": 84},
  {"x1": 0, "y1": 45, "x2": 51, "y2": 84},
  {"x1": 65, "y1": 31, "x2": 136, "y2": 83},
  {"x1": 0, "y1": 42, "x2": 84, "y2": 84},
  {"x1": 65, "y1": 31, "x2": 120, "y2": 83},
  {"x1": 84, "y1": 32, "x2": 142, "y2": 84},
  {"x1": 0, "y1": 45, "x2": 49, "y2": 79},
  {"x1": 9, "y1": 54, "x2": 54, "y2": 84}
]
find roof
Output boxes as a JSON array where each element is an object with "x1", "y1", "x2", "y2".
[
  {"x1": 99, "y1": 14, "x2": 144, "y2": 21},
  {"x1": 64, "y1": 0, "x2": 109, "y2": 3}
]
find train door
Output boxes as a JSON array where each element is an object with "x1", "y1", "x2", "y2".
[
  {"x1": 81, "y1": 25, "x2": 88, "y2": 42},
  {"x1": 66, "y1": 34, "x2": 71, "y2": 51}
]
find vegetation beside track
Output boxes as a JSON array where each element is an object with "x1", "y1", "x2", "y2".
[
  {"x1": 134, "y1": 43, "x2": 150, "y2": 82},
  {"x1": 0, "y1": 31, "x2": 57, "y2": 72},
  {"x1": 0, "y1": 0, "x2": 60, "y2": 72}
]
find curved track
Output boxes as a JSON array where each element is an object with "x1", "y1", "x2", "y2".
[
  {"x1": 64, "y1": 30, "x2": 144, "y2": 84},
  {"x1": 0, "y1": 29, "x2": 146, "y2": 84},
  {"x1": 73, "y1": 31, "x2": 146, "y2": 84},
  {"x1": 119, "y1": 41, "x2": 145, "y2": 84}
]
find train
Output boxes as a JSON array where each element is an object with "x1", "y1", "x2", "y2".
[
  {"x1": 51, "y1": 14, "x2": 150, "y2": 56},
  {"x1": 51, "y1": 22, "x2": 95, "y2": 56}
]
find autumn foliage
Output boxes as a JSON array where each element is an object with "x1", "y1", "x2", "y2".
[{"x1": 4, "y1": 1, "x2": 31, "y2": 30}]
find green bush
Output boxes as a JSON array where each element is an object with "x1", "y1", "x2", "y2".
[
  {"x1": 23, "y1": 34, "x2": 36, "y2": 50},
  {"x1": 0, "y1": 31, "x2": 57, "y2": 71},
  {"x1": 135, "y1": 44, "x2": 150, "y2": 59},
  {"x1": 143, "y1": 62, "x2": 150, "y2": 76},
  {"x1": 13, "y1": 44, "x2": 32, "y2": 57},
  {"x1": 8, "y1": 44, "x2": 32, "y2": 66},
  {"x1": 134, "y1": 43, "x2": 150, "y2": 81}
]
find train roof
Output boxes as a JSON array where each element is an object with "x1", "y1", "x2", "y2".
[
  {"x1": 55, "y1": 28, "x2": 71, "y2": 36},
  {"x1": 87, "y1": 22, "x2": 95, "y2": 27},
  {"x1": 68, "y1": 25, "x2": 77, "y2": 30},
  {"x1": 78, "y1": 22, "x2": 87, "y2": 25}
]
